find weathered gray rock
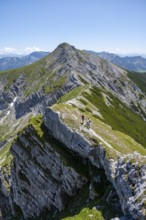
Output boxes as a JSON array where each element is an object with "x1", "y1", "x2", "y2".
[
  {"x1": 44, "y1": 108, "x2": 91, "y2": 159},
  {"x1": 0, "y1": 110, "x2": 120, "y2": 219},
  {"x1": 52, "y1": 43, "x2": 146, "y2": 117},
  {"x1": 1, "y1": 107, "x2": 145, "y2": 219},
  {"x1": 0, "y1": 170, "x2": 12, "y2": 220},
  {"x1": 44, "y1": 108, "x2": 146, "y2": 220},
  {"x1": 10, "y1": 126, "x2": 88, "y2": 218}
]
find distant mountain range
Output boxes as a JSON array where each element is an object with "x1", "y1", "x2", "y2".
[
  {"x1": 85, "y1": 50, "x2": 146, "y2": 72},
  {"x1": 1, "y1": 50, "x2": 146, "y2": 73},
  {"x1": 0, "y1": 51, "x2": 49, "y2": 71}
]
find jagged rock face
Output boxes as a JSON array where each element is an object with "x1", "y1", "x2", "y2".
[
  {"x1": 7, "y1": 115, "x2": 124, "y2": 220},
  {"x1": 10, "y1": 126, "x2": 88, "y2": 218},
  {"x1": 97, "y1": 146, "x2": 146, "y2": 220},
  {"x1": 0, "y1": 178, "x2": 12, "y2": 219},
  {"x1": 0, "y1": 73, "x2": 79, "y2": 120},
  {"x1": 115, "y1": 161, "x2": 146, "y2": 219}
]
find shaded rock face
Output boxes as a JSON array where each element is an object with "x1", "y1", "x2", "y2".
[
  {"x1": 10, "y1": 126, "x2": 91, "y2": 218},
  {"x1": 0, "y1": 92, "x2": 13, "y2": 111},
  {"x1": 0, "y1": 179, "x2": 12, "y2": 219},
  {"x1": 0, "y1": 73, "x2": 25, "y2": 111},
  {"x1": 8, "y1": 121, "x2": 123, "y2": 219},
  {"x1": 0, "y1": 108, "x2": 145, "y2": 219},
  {"x1": 14, "y1": 80, "x2": 79, "y2": 119},
  {"x1": 0, "y1": 73, "x2": 80, "y2": 119}
]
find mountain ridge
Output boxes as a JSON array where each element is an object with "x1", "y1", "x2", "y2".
[
  {"x1": 0, "y1": 42, "x2": 146, "y2": 220},
  {"x1": 85, "y1": 50, "x2": 146, "y2": 72},
  {"x1": 0, "y1": 51, "x2": 49, "y2": 71},
  {"x1": 1, "y1": 45, "x2": 146, "y2": 73}
]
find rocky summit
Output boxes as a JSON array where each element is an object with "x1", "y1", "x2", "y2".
[{"x1": 0, "y1": 43, "x2": 146, "y2": 220}]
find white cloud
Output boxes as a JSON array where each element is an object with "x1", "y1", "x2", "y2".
[
  {"x1": 24, "y1": 46, "x2": 43, "y2": 53},
  {"x1": 0, "y1": 46, "x2": 46, "y2": 56},
  {"x1": 0, "y1": 47, "x2": 17, "y2": 54},
  {"x1": 115, "y1": 48, "x2": 121, "y2": 52}
]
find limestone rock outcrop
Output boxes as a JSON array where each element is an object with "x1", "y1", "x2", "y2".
[{"x1": 44, "y1": 108, "x2": 146, "y2": 220}]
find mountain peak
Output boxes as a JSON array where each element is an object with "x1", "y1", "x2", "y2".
[
  {"x1": 50, "y1": 42, "x2": 78, "y2": 67},
  {"x1": 54, "y1": 42, "x2": 76, "y2": 56},
  {"x1": 56, "y1": 42, "x2": 75, "y2": 50}
]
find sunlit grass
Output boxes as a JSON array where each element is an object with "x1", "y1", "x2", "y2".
[{"x1": 52, "y1": 85, "x2": 146, "y2": 161}]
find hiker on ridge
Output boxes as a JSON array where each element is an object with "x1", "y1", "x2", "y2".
[
  {"x1": 86, "y1": 118, "x2": 92, "y2": 129},
  {"x1": 81, "y1": 114, "x2": 85, "y2": 125}
]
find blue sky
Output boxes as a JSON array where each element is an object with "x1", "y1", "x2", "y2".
[{"x1": 0, "y1": 0, "x2": 146, "y2": 55}]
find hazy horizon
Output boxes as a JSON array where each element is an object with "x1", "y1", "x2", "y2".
[{"x1": 0, "y1": 44, "x2": 146, "y2": 59}]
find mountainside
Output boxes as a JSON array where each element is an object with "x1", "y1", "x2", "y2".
[
  {"x1": 0, "y1": 51, "x2": 49, "y2": 71},
  {"x1": 0, "y1": 54, "x2": 23, "y2": 59},
  {"x1": 0, "y1": 43, "x2": 146, "y2": 220},
  {"x1": 85, "y1": 50, "x2": 146, "y2": 72}
]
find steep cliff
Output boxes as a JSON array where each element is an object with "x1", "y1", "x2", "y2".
[
  {"x1": 2, "y1": 106, "x2": 145, "y2": 220},
  {"x1": 1, "y1": 114, "x2": 123, "y2": 220}
]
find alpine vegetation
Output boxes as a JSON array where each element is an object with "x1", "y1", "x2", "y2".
[{"x1": 0, "y1": 43, "x2": 146, "y2": 220}]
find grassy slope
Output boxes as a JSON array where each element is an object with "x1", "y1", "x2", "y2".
[
  {"x1": 83, "y1": 86, "x2": 146, "y2": 149},
  {"x1": 53, "y1": 85, "x2": 146, "y2": 161},
  {"x1": 128, "y1": 71, "x2": 146, "y2": 94}
]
